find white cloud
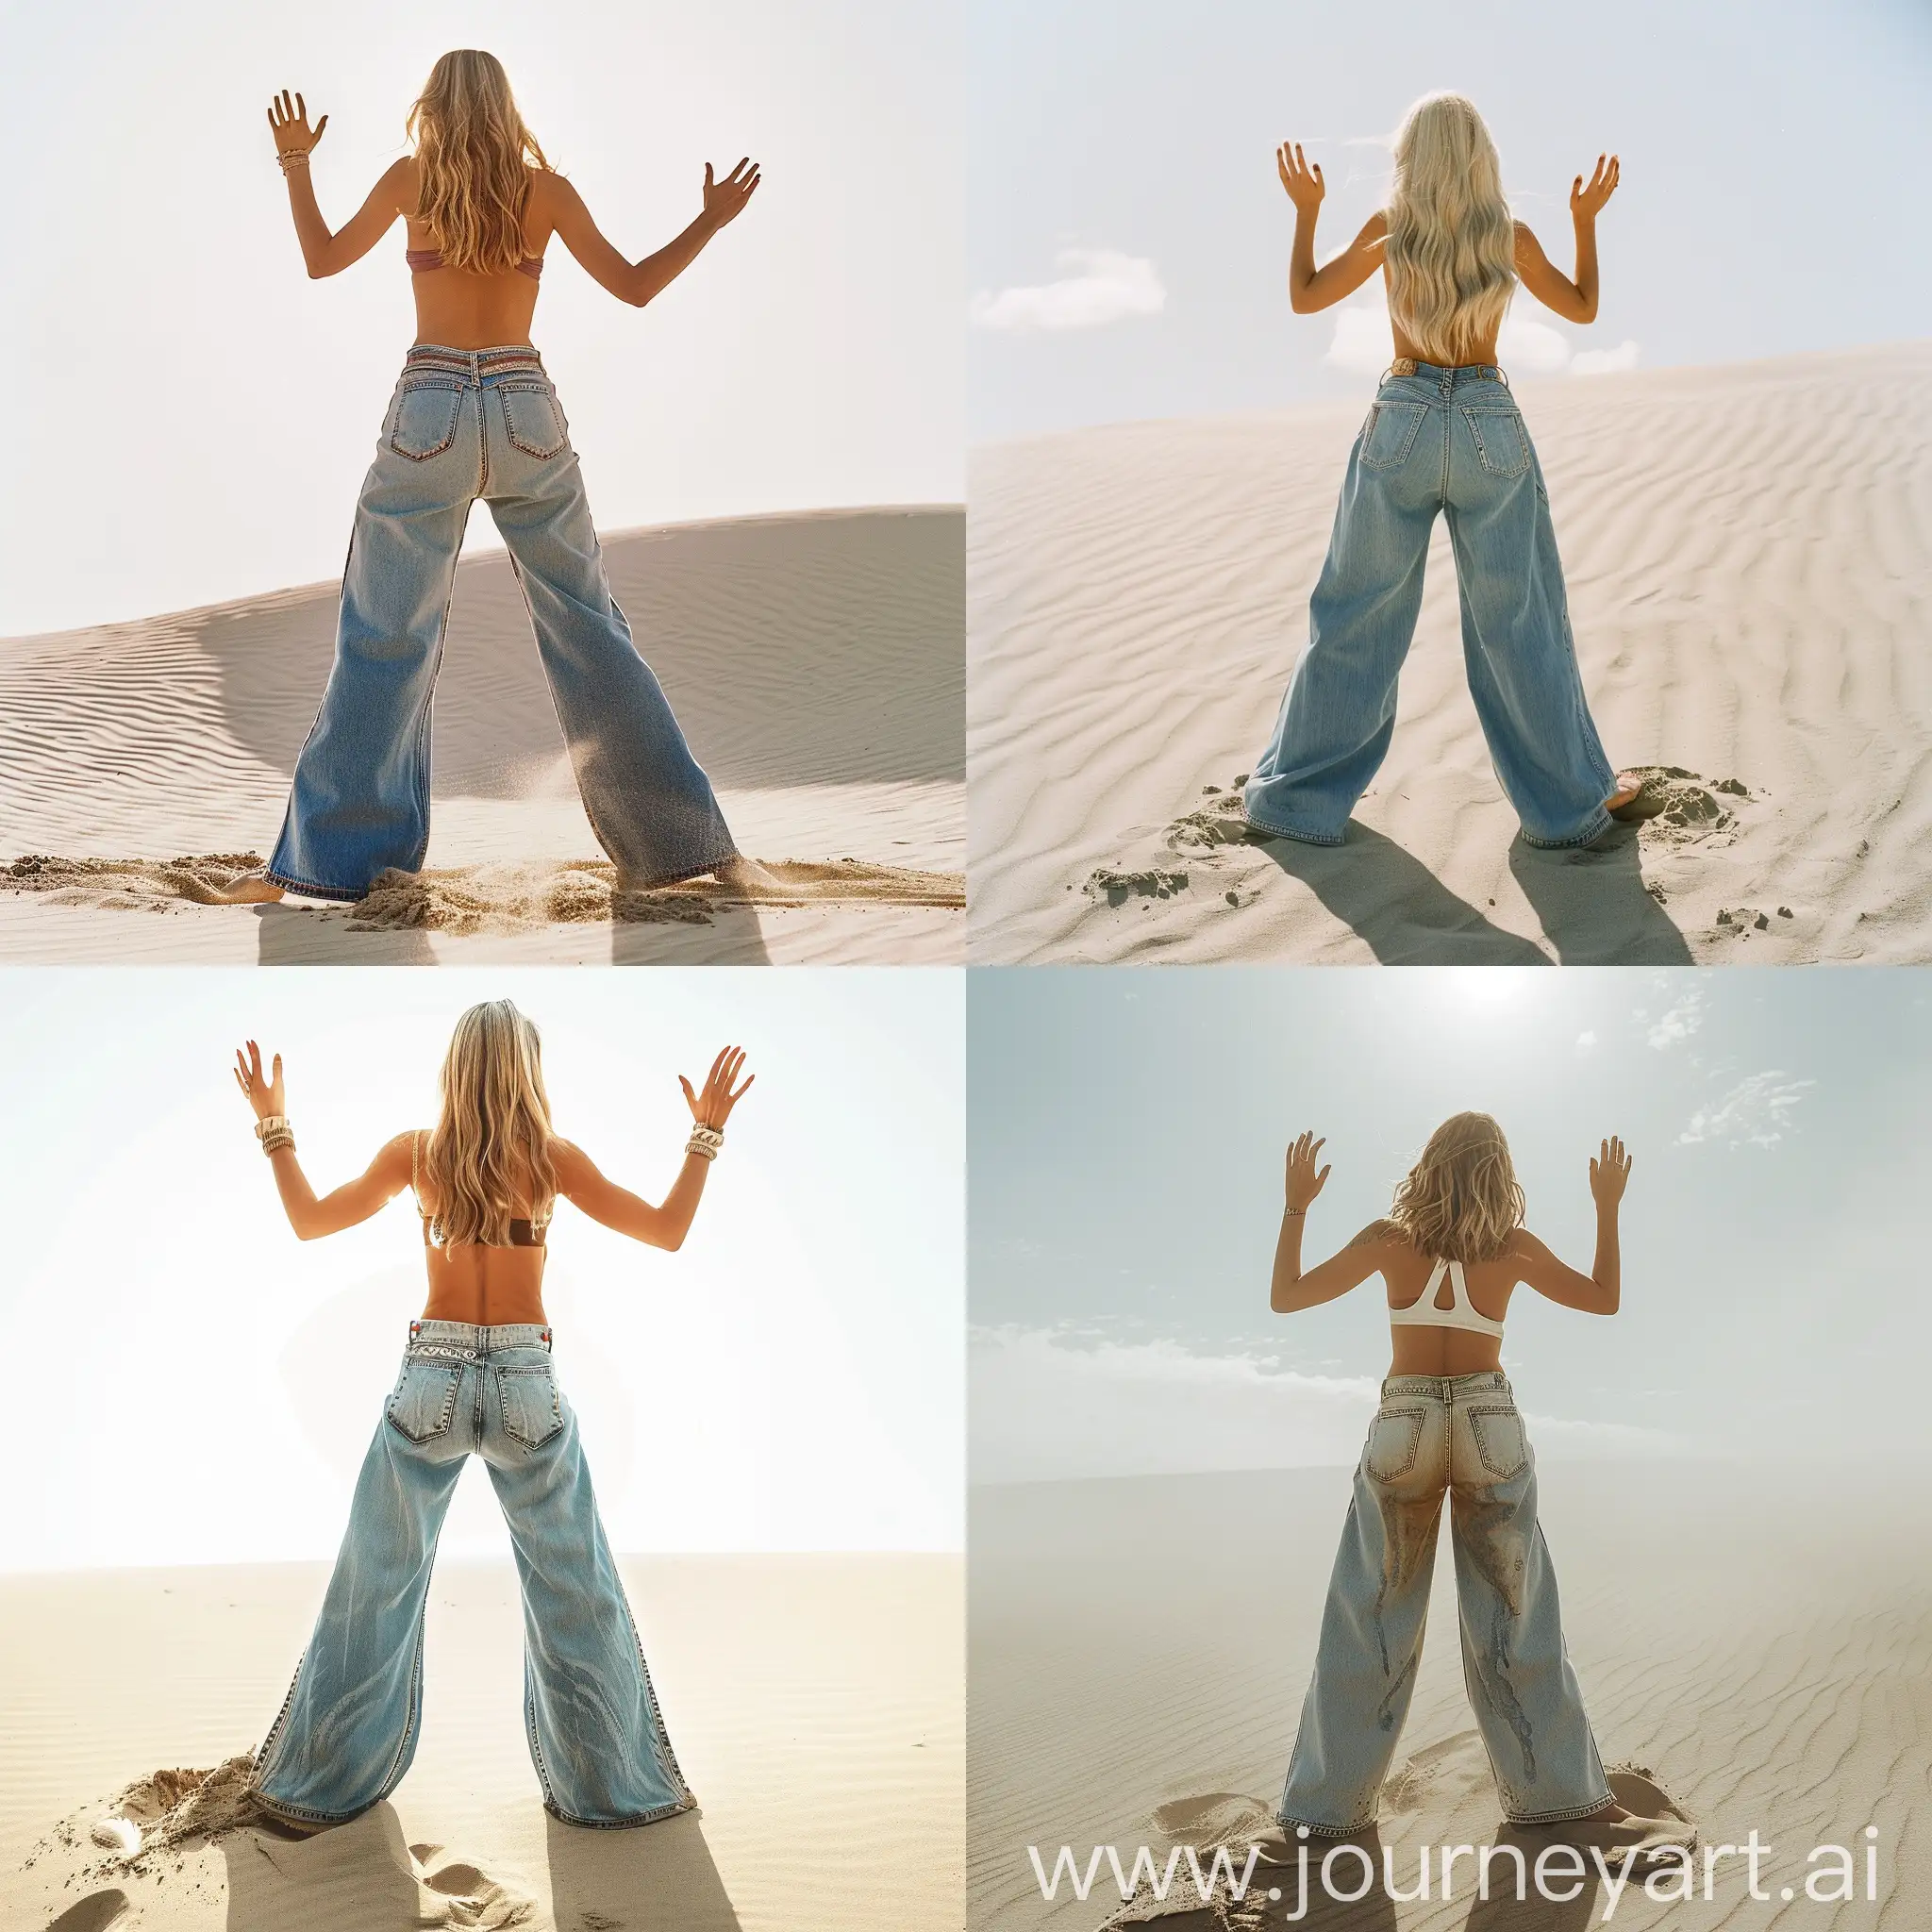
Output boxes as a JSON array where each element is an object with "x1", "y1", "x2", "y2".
[
  {"x1": 1326, "y1": 301, "x2": 1396, "y2": 373},
  {"x1": 1497, "y1": 310, "x2": 1574, "y2": 374},
  {"x1": 1575, "y1": 1029, "x2": 1598, "y2": 1051},
  {"x1": 969, "y1": 249, "x2": 1166, "y2": 333},
  {"x1": 1676, "y1": 1071, "x2": 1815, "y2": 1148},
  {"x1": 1572, "y1": 341, "x2": 1642, "y2": 375},
  {"x1": 969, "y1": 1326, "x2": 1691, "y2": 1483},
  {"x1": 1647, "y1": 988, "x2": 1705, "y2": 1051}
]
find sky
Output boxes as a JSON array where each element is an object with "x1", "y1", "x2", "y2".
[
  {"x1": 969, "y1": 966, "x2": 1932, "y2": 1483},
  {"x1": 0, "y1": 0, "x2": 961, "y2": 636},
  {"x1": 0, "y1": 966, "x2": 963, "y2": 1571},
  {"x1": 968, "y1": 0, "x2": 1932, "y2": 441}
]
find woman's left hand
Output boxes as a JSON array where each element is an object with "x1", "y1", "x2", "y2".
[
  {"x1": 702, "y1": 159, "x2": 761, "y2": 228},
  {"x1": 233, "y1": 1040, "x2": 286, "y2": 1122},
  {"x1": 266, "y1": 90, "x2": 328, "y2": 161},
  {"x1": 680, "y1": 1046, "x2": 755, "y2": 1132},
  {"x1": 1570, "y1": 153, "x2": 1620, "y2": 221}
]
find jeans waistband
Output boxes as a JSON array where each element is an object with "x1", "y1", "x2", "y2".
[
  {"x1": 403, "y1": 342, "x2": 546, "y2": 384},
  {"x1": 1381, "y1": 1370, "x2": 1511, "y2": 1400},
  {"x1": 408, "y1": 1319, "x2": 553, "y2": 1353},
  {"x1": 1384, "y1": 359, "x2": 1508, "y2": 390}
]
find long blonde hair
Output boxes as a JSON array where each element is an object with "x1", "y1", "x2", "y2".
[
  {"x1": 1383, "y1": 92, "x2": 1517, "y2": 366},
  {"x1": 423, "y1": 1000, "x2": 558, "y2": 1248},
  {"x1": 1388, "y1": 1112, "x2": 1525, "y2": 1264},
  {"x1": 406, "y1": 50, "x2": 550, "y2": 275}
]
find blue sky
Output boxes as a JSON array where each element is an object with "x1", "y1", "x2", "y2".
[
  {"x1": 0, "y1": 967, "x2": 962, "y2": 1569},
  {"x1": 969, "y1": 0, "x2": 1932, "y2": 440},
  {"x1": 0, "y1": 0, "x2": 960, "y2": 635},
  {"x1": 970, "y1": 967, "x2": 1932, "y2": 1479}
]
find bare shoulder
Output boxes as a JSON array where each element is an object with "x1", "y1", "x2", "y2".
[
  {"x1": 1505, "y1": 1225, "x2": 1557, "y2": 1271},
  {"x1": 1512, "y1": 218, "x2": 1546, "y2": 259},
  {"x1": 547, "y1": 1137, "x2": 591, "y2": 1183},
  {"x1": 372, "y1": 1130, "x2": 421, "y2": 1176},
  {"x1": 1356, "y1": 208, "x2": 1390, "y2": 247},
  {"x1": 1348, "y1": 1216, "x2": 1403, "y2": 1250}
]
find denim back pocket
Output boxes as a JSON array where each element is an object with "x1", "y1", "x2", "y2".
[
  {"x1": 496, "y1": 1363, "x2": 564, "y2": 1448},
  {"x1": 1459, "y1": 407, "x2": 1531, "y2": 479},
  {"x1": 386, "y1": 1356, "x2": 464, "y2": 1442},
  {"x1": 1468, "y1": 1403, "x2": 1530, "y2": 1480},
  {"x1": 1364, "y1": 1404, "x2": 1427, "y2": 1482},
  {"x1": 497, "y1": 382, "x2": 568, "y2": 459},
  {"x1": 1359, "y1": 400, "x2": 1428, "y2": 472},
  {"x1": 389, "y1": 379, "x2": 465, "y2": 461}
]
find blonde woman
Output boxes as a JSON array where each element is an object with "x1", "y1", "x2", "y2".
[
  {"x1": 222, "y1": 50, "x2": 766, "y2": 906},
  {"x1": 1243, "y1": 92, "x2": 1658, "y2": 852},
  {"x1": 230, "y1": 1000, "x2": 753, "y2": 1831},
  {"x1": 1267, "y1": 1115, "x2": 1691, "y2": 1858}
]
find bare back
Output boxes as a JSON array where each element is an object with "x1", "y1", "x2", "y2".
[
  {"x1": 400, "y1": 159, "x2": 551, "y2": 350},
  {"x1": 411, "y1": 1128, "x2": 552, "y2": 1327},
  {"x1": 1379, "y1": 1236, "x2": 1520, "y2": 1375}
]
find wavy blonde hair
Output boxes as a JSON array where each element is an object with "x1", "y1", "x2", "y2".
[
  {"x1": 1388, "y1": 1112, "x2": 1525, "y2": 1264},
  {"x1": 423, "y1": 999, "x2": 558, "y2": 1249},
  {"x1": 1384, "y1": 92, "x2": 1517, "y2": 367},
  {"x1": 407, "y1": 50, "x2": 550, "y2": 275}
]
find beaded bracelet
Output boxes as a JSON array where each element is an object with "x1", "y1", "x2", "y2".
[
  {"x1": 254, "y1": 1115, "x2": 289, "y2": 1141},
  {"x1": 686, "y1": 1124, "x2": 724, "y2": 1161},
  {"x1": 275, "y1": 150, "x2": 310, "y2": 173},
  {"x1": 260, "y1": 1131, "x2": 295, "y2": 1157}
]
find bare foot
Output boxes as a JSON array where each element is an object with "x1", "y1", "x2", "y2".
[
  {"x1": 209, "y1": 872, "x2": 286, "y2": 905},
  {"x1": 1607, "y1": 772, "x2": 1666, "y2": 823}
]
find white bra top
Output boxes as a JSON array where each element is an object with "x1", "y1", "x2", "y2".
[{"x1": 1387, "y1": 1257, "x2": 1506, "y2": 1340}]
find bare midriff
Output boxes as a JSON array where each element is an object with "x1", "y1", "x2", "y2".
[
  {"x1": 404, "y1": 215, "x2": 543, "y2": 351},
  {"x1": 419, "y1": 1241, "x2": 548, "y2": 1327},
  {"x1": 1383, "y1": 1246, "x2": 1515, "y2": 1377},
  {"x1": 1383, "y1": 266, "x2": 1501, "y2": 371}
]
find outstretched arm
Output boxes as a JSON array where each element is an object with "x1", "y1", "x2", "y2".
[
  {"x1": 1269, "y1": 1131, "x2": 1393, "y2": 1311},
  {"x1": 1277, "y1": 142, "x2": 1385, "y2": 315},
  {"x1": 233, "y1": 1041, "x2": 413, "y2": 1239},
  {"x1": 266, "y1": 91, "x2": 408, "y2": 279},
  {"x1": 549, "y1": 160, "x2": 760, "y2": 308},
  {"x1": 1513, "y1": 153, "x2": 1619, "y2": 324},
  {"x1": 1514, "y1": 1136, "x2": 1629, "y2": 1313},
  {"x1": 551, "y1": 1046, "x2": 755, "y2": 1251}
]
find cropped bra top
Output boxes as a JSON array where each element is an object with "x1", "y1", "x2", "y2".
[
  {"x1": 1387, "y1": 1257, "x2": 1506, "y2": 1340},
  {"x1": 407, "y1": 247, "x2": 544, "y2": 281},
  {"x1": 411, "y1": 1131, "x2": 552, "y2": 1249}
]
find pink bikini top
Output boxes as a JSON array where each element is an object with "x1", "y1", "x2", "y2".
[{"x1": 407, "y1": 247, "x2": 544, "y2": 281}]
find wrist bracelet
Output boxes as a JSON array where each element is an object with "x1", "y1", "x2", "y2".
[
  {"x1": 261, "y1": 1131, "x2": 295, "y2": 1157},
  {"x1": 1284, "y1": 1207, "x2": 1307, "y2": 1216},
  {"x1": 254, "y1": 1115, "x2": 289, "y2": 1141},
  {"x1": 686, "y1": 1124, "x2": 724, "y2": 1160},
  {"x1": 275, "y1": 150, "x2": 310, "y2": 173}
]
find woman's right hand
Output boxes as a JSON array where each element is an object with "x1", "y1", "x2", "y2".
[
  {"x1": 701, "y1": 158, "x2": 761, "y2": 229},
  {"x1": 233, "y1": 1040, "x2": 286, "y2": 1123},
  {"x1": 266, "y1": 89, "x2": 328, "y2": 161},
  {"x1": 1589, "y1": 1135, "x2": 1632, "y2": 1208},
  {"x1": 1570, "y1": 153, "x2": 1620, "y2": 222},
  {"x1": 1285, "y1": 1130, "x2": 1331, "y2": 1211},
  {"x1": 1276, "y1": 142, "x2": 1324, "y2": 214},
  {"x1": 680, "y1": 1046, "x2": 755, "y2": 1132}
]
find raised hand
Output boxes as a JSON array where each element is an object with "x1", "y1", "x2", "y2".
[
  {"x1": 1276, "y1": 142, "x2": 1324, "y2": 214},
  {"x1": 679, "y1": 1046, "x2": 756, "y2": 1132},
  {"x1": 266, "y1": 90, "x2": 328, "y2": 161},
  {"x1": 1285, "y1": 1130, "x2": 1331, "y2": 1212},
  {"x1": 702, "y1": 158, "x2": 761, "y2": 229},
  {"x1": 233, "y1": 1040, "x2": 287, "y2": 1122},
  {"x1": 1589, "y1": 1135, "x2": 1632, "y2": 1208},
  {"x1": 1571, "y1": 153, "x2": 1620, "y2": 222}
]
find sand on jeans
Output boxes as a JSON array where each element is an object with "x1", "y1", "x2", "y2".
[
  {"x1": 967, "y1": 343, "x2": 1932, "y2": 964},
  {"x1": 0, "y1": 508, "x2": 963, "y2": 965},
  {"x1": 0, "y1": 1554, "x2": 962, "y2": 1932},
  {"x1": 968, "y1": 1464, "x2": 1932, "y2": 1930}
]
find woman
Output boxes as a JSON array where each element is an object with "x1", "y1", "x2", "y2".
[
  {"x1": 1242, "y1": 92, "x2": 1659, "y2": 851},
  {"x1": 1267, "y1": 1114, "x2": 1690, "y2": 1857},
  {"x1": 230, "y1": 1000, "x2": 753, "y2": 1831},
  {"x1": 223, "y1": 50, "x2": 771, "y2": 905}
]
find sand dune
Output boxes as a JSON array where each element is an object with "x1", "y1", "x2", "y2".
[
  {"x1": 968, "y1": 1465, "x2": 1932, "y2": 1929},
  {"x1": 968, "y1": 343, "x2": 1932, "y2": 963},
  {"x1": 0, "y1": 508, "x2": 963, "y2": 964},
  {"x1": 2, "y1": 1554, "x2": 963, "y2": 1932}
]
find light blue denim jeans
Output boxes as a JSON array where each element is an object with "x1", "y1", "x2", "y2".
[
  {"x1": 251, "y1": 1322, "x2": 693, "y2": 1829},
  {"x1": 1279, "y1": 1372, "x2": 1612, "y2": 1832},
  {"x1": 1243, "y1": 363, "x2": 1617, "y2": 849},
  {"x1": 266, "y1": 344, "x2": 738, "y2": 900}
]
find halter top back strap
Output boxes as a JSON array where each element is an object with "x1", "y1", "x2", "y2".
[
  {"x1": 1387, "y1": 1257, "x2": 1507, "y2": 1340},
  {"x1": 407, "y1": 246, "x2": 544, "y2": 281},
  {"x1": 412, "y1": 1130, "x2": 550, "y2": 1248}
]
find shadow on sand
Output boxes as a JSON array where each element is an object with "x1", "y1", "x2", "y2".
[
  {"x1": 545, "y1": 1808, "x2": 742, "y2": 1930},
  {"x1": 1507, "y1": 828, "x2": 1692, "y2": 964}
]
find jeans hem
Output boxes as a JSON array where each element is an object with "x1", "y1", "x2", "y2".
[
  {"x1": 245, "y1": 1786, "x2": 378, "y2": 1829},
  {"x1": 260, "y1": 868, "x2": 371, "y2": 905},
  {"x1": 1274, "y1": 1811, "x2": 1378, "y2": 1838},
  {"x1": 1240, "y1": 810, "x2": 1347, "y2": 850},
  {"x1": 616, "y1": 849, "x2": 741, "y2": 891},
  {"x1": 541, "y1": 1792, "x2": 698, "y2": 1831},
  {"x1": 1518, "y1": 807, "x2": 1614, "y2": 851},
  {"x1": 1505, "y1": 1790, "x2": 1616, "y2": 1826}
]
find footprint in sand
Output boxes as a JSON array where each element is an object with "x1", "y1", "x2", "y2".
[
  {"x1": 1377, "y1": 1727, "x2": 1487, "y2": 1814},
  {"x1": 43, "y1": 1893, "x2": 130, "y2": 1932}
]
